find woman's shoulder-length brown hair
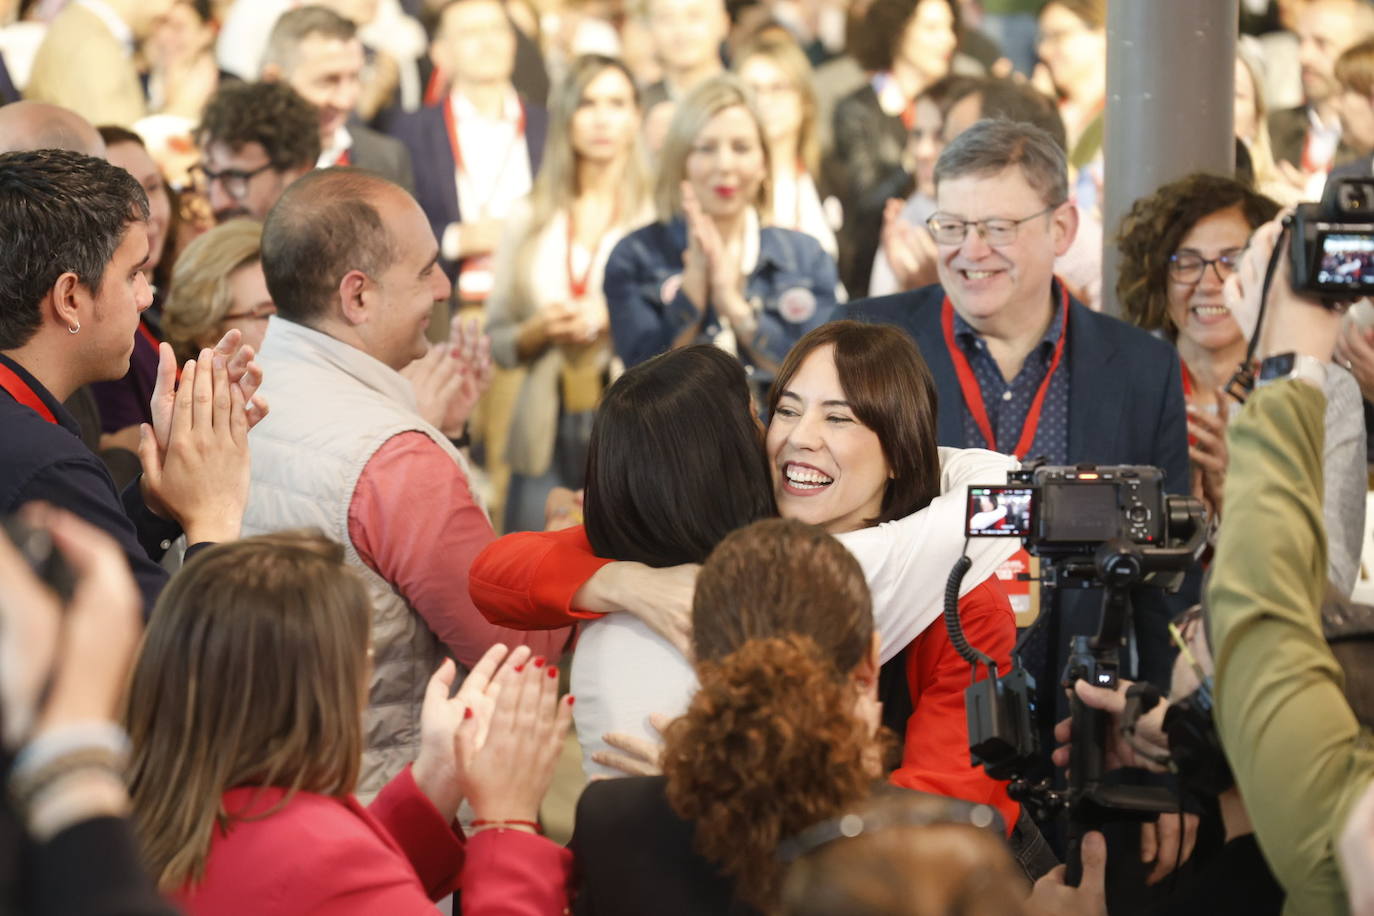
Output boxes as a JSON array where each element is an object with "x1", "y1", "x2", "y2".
[
  {"x1": 125, "y1": 532, "x2": 372, "y2": 892},
  {"x1": 768, "y1": 321, "x2": 942, "y2": 526}
]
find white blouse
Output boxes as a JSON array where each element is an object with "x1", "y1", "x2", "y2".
[{"x1": 571, "y1": 445, "x2": 1021, "y2": 778}]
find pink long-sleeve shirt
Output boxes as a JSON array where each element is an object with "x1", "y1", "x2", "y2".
[{"x1": 347, "y1": 431, "x2": 571, "y2": 669}]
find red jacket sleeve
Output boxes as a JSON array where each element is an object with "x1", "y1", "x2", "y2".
[
  {"x1": 367, "y1": 768, "x2": 574, "y2": 915},
  {"x1": 468, "y1": 525, "x2": 616, "y2": 629},
  {"x1": 888, "y1": 576, "x2": 1021, "y2": 834},
  {"x1": 460, "y1": 830, "x2": 574, "y2": 916},
  {"x1": 368, "y1": 765, "x2": 465, "y2": 901}
]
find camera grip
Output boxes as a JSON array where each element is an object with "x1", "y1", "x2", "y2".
[{"x1": 1065, "y1": 690, "x2": 1108, "y2": 887}]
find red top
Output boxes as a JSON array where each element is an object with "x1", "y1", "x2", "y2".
[
  {"x1": 890, "y1": 577, "x2": 1019, "y2": 832},
  {"x1": 349, "y1": 432, "x2": 572, "y2": 668},
  {"x1": 468, "y1": 528, "x2": 1020, "y2": 830},
  {"x1": 173, "y1": 765, "x2": 573, "y2": 916}
]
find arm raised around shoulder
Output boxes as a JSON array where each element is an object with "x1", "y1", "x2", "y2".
[{"x1": 838, "y1": 446, "x2": 1019, "y2": 663}]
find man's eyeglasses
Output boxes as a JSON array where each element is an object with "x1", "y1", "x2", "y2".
[
  {"x1": 926, "y1": 204, "x2": 1061, "y2": 247},
  {"x1": 189, "y1": 162, "x2": 275, "y2": 200},
  {"x1": 1168, "y1": 249, "x2": 1246, "y2": 284}
]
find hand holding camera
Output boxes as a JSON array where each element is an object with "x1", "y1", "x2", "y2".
[
  {"x1": 1227, "y1": 207, "x2": 1344, "y2": 370},
  {"x1": 0, "y1": 506, "x2": 141, "y2": 749}
]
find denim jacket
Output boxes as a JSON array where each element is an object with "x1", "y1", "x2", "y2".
[{"x1": 603, "y1": 216, "x2": 838, "y2": 388}]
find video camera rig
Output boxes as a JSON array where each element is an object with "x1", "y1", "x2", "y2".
[{"x1": 953, "y1": 462, "x2": 1206, "y2": 883}]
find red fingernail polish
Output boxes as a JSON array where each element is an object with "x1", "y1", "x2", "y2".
[
  {"x1": 533, "y1": 656, "x2": 546, "y2": 668},
  {"x1": 514, "y1": 665, "x2": 525, "y2": 673},
  {"x1": 463, "y1": 707, "x2": 473, "y2": 719},
  {"x1": 547, "y1": 666, "x2": 559, "y2": 678},
  {"x1": 567, "y1": 695, "x2": 576, "y2": 706}
]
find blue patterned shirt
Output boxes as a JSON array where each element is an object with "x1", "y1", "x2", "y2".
[{"x1": 951, "y1": 294, "x2": 1070, "y2": 465}]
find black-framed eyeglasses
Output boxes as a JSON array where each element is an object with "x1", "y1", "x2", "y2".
[
  {"x1": 926, "y1": 204, "x2": 1061, "y2": 246},
  {"x1": 1168, "y1": 248, "x2": 1246, "y2": 284},
  {"x1": 189, "y1": 161, "x2": 275, "y2": 200}
]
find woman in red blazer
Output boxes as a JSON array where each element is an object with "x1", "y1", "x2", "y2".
[{"x1": 124, "y1": 532, "x2": 575, "y2": 916}]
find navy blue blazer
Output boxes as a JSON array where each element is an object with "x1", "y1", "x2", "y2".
[
  {"x1": 387, "y1": 99, "x2": 549, "y2": 280},
  {"x1": 849, "y1": 283, "x2": 1190, "y2": 495},
  {"x1": 849, "y1": 283, "x2": 1193, "y2": 691}
]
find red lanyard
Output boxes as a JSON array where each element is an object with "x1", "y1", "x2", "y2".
[
  {"x1": 0, "y1": 362, "x2": 56, "y2": 424},
  {"x1": 442, "y1": 96, "x2": 526, "y2": 179},
  {"x1": 566, "y1": 203, "x2": 619, "y2": 299},
  {"x1": 335, "y1": 149, "x2": 351, "y2": 167},
  {"x1": 941, "y1": 284, "x2": 1069, "y2": 459},
  {"x1": 136, "y1": 318, "x2": 159, "y2": 354},
  {"x1": 1181, "y1": 360, "x2": 1195, "y2": 400}
]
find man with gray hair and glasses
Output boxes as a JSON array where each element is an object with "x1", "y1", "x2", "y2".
[{"x1": 851, "y1": 117, "x2": 1193, "y2": 891}]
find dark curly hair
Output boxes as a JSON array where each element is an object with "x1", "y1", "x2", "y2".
[
  {"x1": 0, "y1": 148, "x2": 149, "y2": 349},
  {"x1": 662, "y1": 518, "x2": 882, "y2": 910},
  {"x1": 1115, "y1": 173, "x2": 1278, "y2": 337},
  {"x1": 197, "y1": 81, "x2": 321, "y2": 172},
  {"x1": 851, "y1": 0, "x2": 959, "y2": 73}
]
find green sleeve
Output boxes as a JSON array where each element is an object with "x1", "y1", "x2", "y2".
[{"x1": 1208, "y1": 379, "x2": 1374, "y2": 916}]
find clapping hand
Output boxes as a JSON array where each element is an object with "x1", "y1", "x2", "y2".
[
  {"x1": 403, "y1": 315, "x2": 494, "y2": 438},
  {"x1": 1186, "y1": 395, "x2": 1230, "y2": 518},
  {"x1": 456, "y1": 646, "x2": 574, "y2": 828},
  {"x1": 412, "y1": 644, "x2": 533, "y2": 820},
  {"x1": 680, "y1": 181, "x2": 749, "y2": 329},
  {"x1": 148, "y1": 330, "x2": 268, "y2": 462},
  {"x1": 880, "y1": 198, "x2": 939, "y2": 292},
  {"x1": 138, "y1": 347, "x2": 251, "y2": 545}
]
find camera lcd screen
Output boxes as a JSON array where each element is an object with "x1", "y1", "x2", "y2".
[
  {"x1": 966, "y1": 486, "x2": 1034, "y2": 537},
  {"x1": 1315, "y1": 233, "x2": 1374, "y2": 289},
  {"x1": 1043, "y1": 483, "x2": 1119, "y2": 542}
]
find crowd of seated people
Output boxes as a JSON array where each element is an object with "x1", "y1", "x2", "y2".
[{"x1": 5, "y1": 1, "x2": 1374, "y2": 914}]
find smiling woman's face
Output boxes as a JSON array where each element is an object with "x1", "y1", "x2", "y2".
[
  {"x1": 685, "y1": 104, "x2": 766, "y2": 221},
  {"x1": 766, "y1": 344, "x2": 892, "y2": 534},
  {"x1": 1166, "y1": 205, "x2": 1250, "y2": 355}
]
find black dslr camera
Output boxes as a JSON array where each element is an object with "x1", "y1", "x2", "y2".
[
  {"x1": 1290, "y1": 177, "x2": 1374, "y2": 302},
  {"x1": 954, "y1": 464, "x2": 1205, "y2": 883},
  {"x1": 965, "y1": 465, "x2": 1200, "y2": 592}
]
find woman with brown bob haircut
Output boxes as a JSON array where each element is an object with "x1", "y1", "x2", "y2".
[{"x1": 125, "y1": 532, "x2": 576, "y2": 915}]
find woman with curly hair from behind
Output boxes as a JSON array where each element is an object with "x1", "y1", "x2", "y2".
[{"x1": 568, "y1": 517, "x2": 886, "y2": 915}]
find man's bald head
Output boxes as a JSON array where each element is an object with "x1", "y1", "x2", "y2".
[
  {"x1": 260, "y1": 168, "x2": 403, "y2": 325},
  {"x1": 0, "y1": 102, "x2": 106, "y2": 157}
]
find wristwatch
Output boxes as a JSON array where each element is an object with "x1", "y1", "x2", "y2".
[{"x1": 1256, "y1": 352, "x2": 1328, "y2": 389}]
